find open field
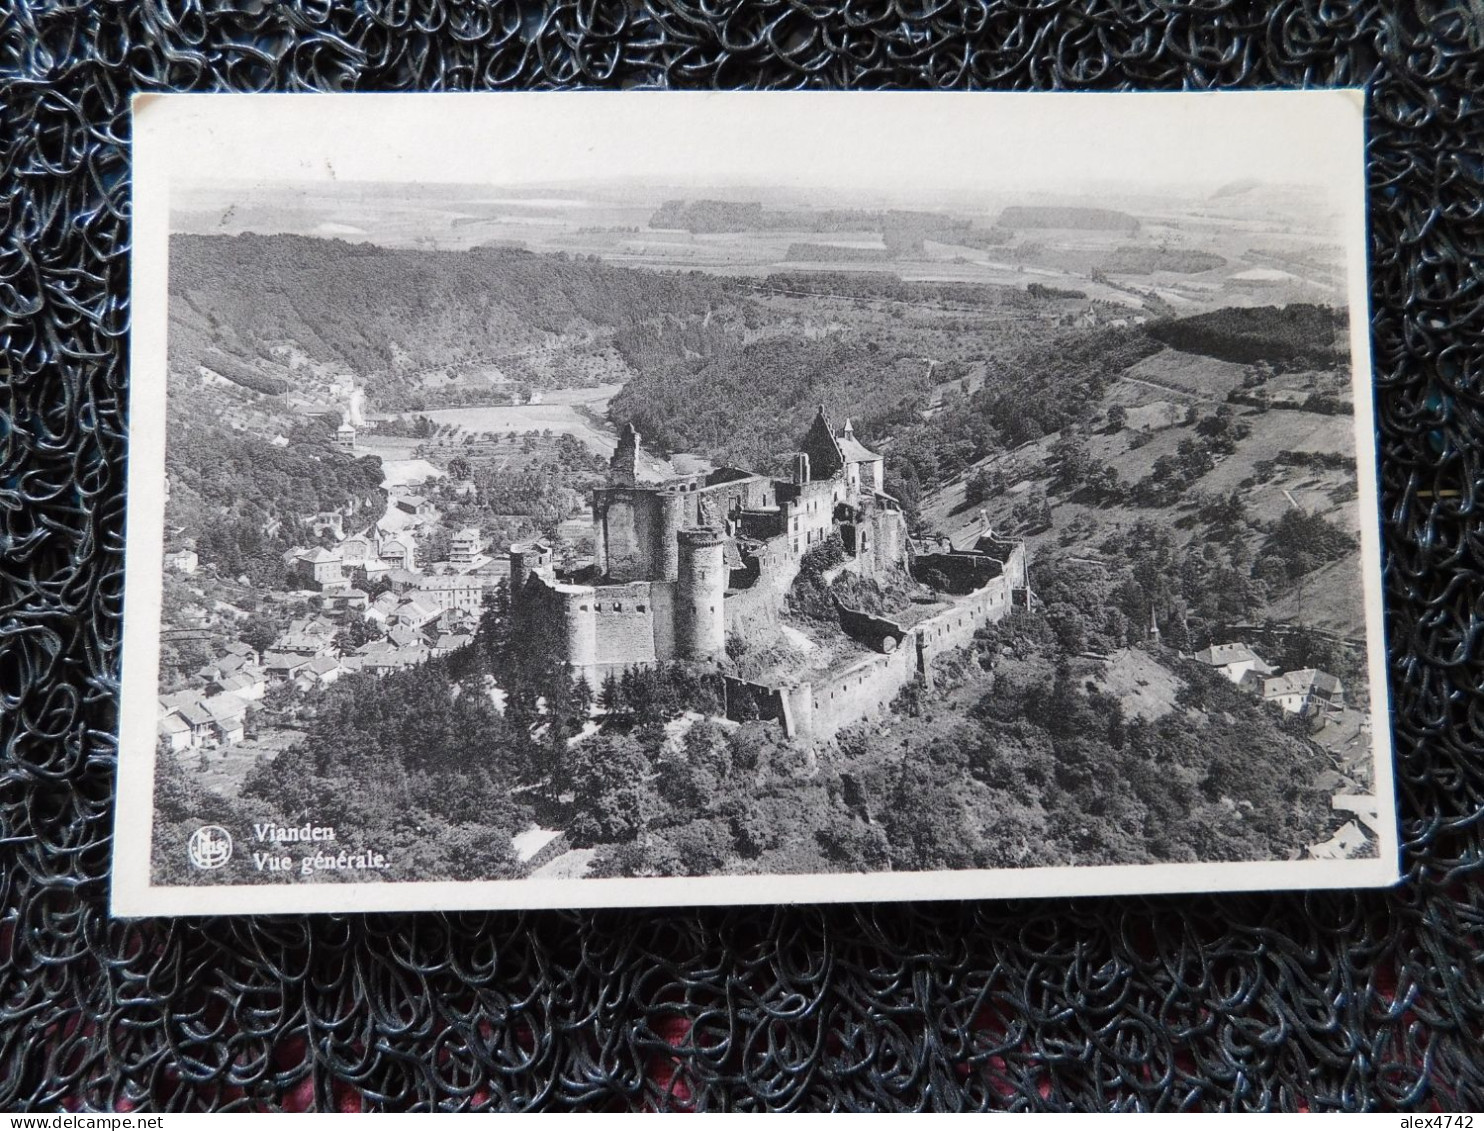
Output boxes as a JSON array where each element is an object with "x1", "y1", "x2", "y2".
[{"x1": 421, "y1": 383, "x2": 622, "y2": 456}]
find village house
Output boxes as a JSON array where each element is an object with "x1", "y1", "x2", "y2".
[
  {"x1": 336, "y1": 525, "x2": 416, "y2": 579},
  {"x1": 160, "y1": 695, "x2": 216, "y2": 747},
  {"x1": 209, "y1": 669, "x2": 266, "y2": 702},
  {"x1": 1192, "y1": 642, "x2": 1275, "y2": 685},
  {"x1": 223, "y1": 640, "x2": 261, "y2": 665},
  {"x1": 393, "y1": 493, "x2": 436, "y2": 520},
  {"x1": 201, "y1": 693, "x2": 248, "y2": 745},
  {"x1": 433, "y1": 632, "x2": 473, "y2": 655},
  {"x1": 1242, "y1": 667, "x2": 1345, "y2": 715},
  {"x1": 364, "y1": 590, "x2": 401, "y2": 626},
  {"x1": 165, "y1": 548, "x2": 199, "y2": 574},
  {"x1": 393, "y1": 597, "x2": 441, "y2": 631},
  {"x1": 158, "y1": 712, "x2": 194, "y2": 753},
  {"x1": 449, "y1": 527, "x2": 484, "y2": 565},
  {"x1": 359, "y1": 648, "x2": 430, "y2": 674},
  {"x1": 273, "y1": 617, "x2": 339, "y2": 657},
  {"x1": 323, "y1": 586, "x2": 370, "y2": 614},
  {"x1": 261, "y1": 652, "x2": 313, "y2": 684},
  {"x1": 386, "y1": 623, "x2": 426, "y2": 651},
  {"x1": 413, "y1": 573, "x2": 495, "y2": 614},
  {"x1": 295, "y1": 655, "x2": 345, "y2": 692},
  {"x1": 293, "y1": 546, "x2": 344, "y2": 589},
  {"x1": 1308, "y1": 820, "x2": 1369, "y2": 860}
]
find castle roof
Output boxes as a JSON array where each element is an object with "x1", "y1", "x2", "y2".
[{"x1": 835, "y1": 419, "x2": 881, "y2": 463}]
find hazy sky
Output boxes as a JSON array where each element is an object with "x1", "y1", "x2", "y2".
[{"x1": 138, "y1": 90, "x2": 1364, "y2": 202}]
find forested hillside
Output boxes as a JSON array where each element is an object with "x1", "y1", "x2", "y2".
[
  {"x1": 165, "y1": 417, "x2": 385, "y2": 585},
  {"x1": 168, "y1": 233, "x2": 742, "y2": 386}
]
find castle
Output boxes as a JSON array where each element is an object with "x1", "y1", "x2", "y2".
[
  {"x1": 508, "y1": 408, "x2": 1029, "y2": 739},
  {"x1": 509, "y1": 407, "x2": 909, "y2": 681}
]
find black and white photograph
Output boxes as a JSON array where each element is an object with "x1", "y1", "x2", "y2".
[{"x1": 114, "y1": 91, "x2": 1395, "y2": 915}]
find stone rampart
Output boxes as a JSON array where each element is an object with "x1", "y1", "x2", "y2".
[
  {"x1": 836, "y1": 602, "x2": 908, "y2": 654},
  {"x1": 809, "y1": 644, "x2": 918, "y2": 739},
  {"x1": 592, "y1": 581, "x2": 658, "y2": 677},
  {"x1": 914, "y1": 574, "x2": 1014, "y2": 664}
]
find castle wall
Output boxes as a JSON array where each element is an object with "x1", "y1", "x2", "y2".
[
  {"x1": 867, "y1": 507, "x2": 906, "y2": 580},
  {"x1": 656, "y1": 494, "x2": 683, "y2": 581},
  {"x1": 722, "y1": 534, "x2": 801, "y2": 639},
  {"x1": 914, "y1": 574, "x2": 1014, "y2": 665},
  {"x1": 809, "y1": 644, "x2": 917, "y2": 740},
  {"x1": 594, "y1": 492, "x2": 654, "y2": 582},
  {"x1": 649, "y1": 580, "x2": 676, "y2": 661},
  {"x1": 736, "y1": 509, "x2": 786, "y2": 541},
  {"x1": 591, "y1": 581, "x2": 657, "y2": 677},
  {"x1": 687, "y1": 474, "x2": 772, "y2": 524},
  {"x1": 837, "y1": 604, "x2": 907, "y2": 653}
]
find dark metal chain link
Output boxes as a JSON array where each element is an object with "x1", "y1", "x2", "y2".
[{"x1": 1, "y1": 0, "x2": 1481, "y2": 1112}]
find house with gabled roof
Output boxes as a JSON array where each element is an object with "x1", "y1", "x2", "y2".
[
  {"x1": 261, "y1": 652, "x2": 312, "y2": 683},
  {"x1": 209, "y1": 669, "x2": 266, "y2": 702},
  {"x1": 386, "y1": 623, "x2": 425, "y2": 650},
  {"x1": 393, "y1": 597, "x2": 441, "y2": 630},
  {"x1": 158, "y1": 711, "x2": 194, "y2": 753},
  {"x1": 1241, "y1": 667, "x2": 1345, "y2": 715},
  {"x1": 1192, "y1": 642, "x2": 1275, "y2": 685},
  {"x1": 200, "y1": 693, "x2": 247, "y2": 745},
  {"x1": 294, "y1": 654, "x2": 345, "y2": 692}
]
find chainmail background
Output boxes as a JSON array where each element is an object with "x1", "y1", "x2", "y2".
[{"x1": 2, "y1": 0, "x2": 1481, "y2": 1112}]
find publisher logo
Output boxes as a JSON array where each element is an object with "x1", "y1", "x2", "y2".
[{"x1": 188, "y1": 825, "x2": 233, "y2": 870}]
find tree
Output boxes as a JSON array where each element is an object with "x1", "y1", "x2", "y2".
[
  {"x1": 570, "y1": 675, "x2": 593, "y2": 722},
  {"x1": 567, "y1": 734, "x2": 651, "y2": 845},
  {"x1": 333, "y1": 617, "x2": 376, "y2": 654},
  {"x1": 447, "y1": 455, "x2": 472, "y2": 481},
  {"x1": 1049, "y1": 432, "x2": 1093, "y2": 493},
  {"x1": 964, "y1": 466, "x2": 1003, "y2": 507},
  {"x1": 1106, "y1": 404, "x2": 1128, "y2": 433},
  {"x1": 599, "y1": 672, "x2": 622, "y2": 716},
  {"x1": 241, "y1": 614, "x2": 280, "y2": 656}
]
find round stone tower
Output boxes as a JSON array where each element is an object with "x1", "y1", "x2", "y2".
[
  {"x1": 561, "y1": 584, "x2": 598, "y2": 678},
  {"x1": 656, "y1": 491, "x2": 685, "y2": 581},
  {"x1": 675, "y1": 527, "x2": 726, "y2": 662}
]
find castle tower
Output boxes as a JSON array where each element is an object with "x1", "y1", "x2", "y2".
[
  {"x1": 610, "y1": 423, "x2": 643, "y2": 487},
  {"x1": 562, "y1": 586, "x2": 598, "y2": 677},
  {"x1": 675, "y1": 527, "x2": 726, "y2": 662},
  {"x1": 510, "y1": 541, "x2": 551, "y2": 598}
]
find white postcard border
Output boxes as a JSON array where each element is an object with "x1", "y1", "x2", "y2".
[{"x1": 113, "y1": 90, "x2": 1398, "y2": 917}]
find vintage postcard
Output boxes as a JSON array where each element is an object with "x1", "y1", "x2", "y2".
[{"x1": 114, "y1": 90, "x2": 1395, "y2": 915}]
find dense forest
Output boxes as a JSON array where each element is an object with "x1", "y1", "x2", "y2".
[
  {"x1": 168, "y1": 233, "x2": 741, "y2": 388},
  {"x1": 1147, "y1": 304, "x2": 1347, "y2": 367}
]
